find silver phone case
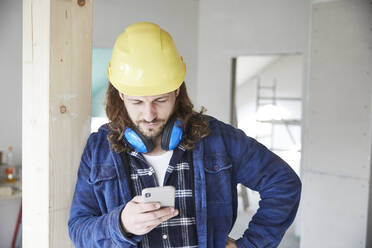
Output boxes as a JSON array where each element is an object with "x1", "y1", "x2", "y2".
[{"x1": 141, "y1": 186, "x2": 175, "y2": 207}]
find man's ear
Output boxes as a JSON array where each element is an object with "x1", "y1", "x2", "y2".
[{"x1": 175, "y1": 88, "x2": 180, "y2": 98}]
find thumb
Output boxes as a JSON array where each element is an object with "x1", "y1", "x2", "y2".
[{"x1": 131, "y1": 195, "x2": 144, "y2": 203}]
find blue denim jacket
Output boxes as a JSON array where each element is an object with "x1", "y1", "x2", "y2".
[{"x1": 68, "y1": 116, "x2": 301, "y2": 248}]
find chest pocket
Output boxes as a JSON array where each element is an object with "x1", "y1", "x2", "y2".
[
  {"x1": 87, "y1": 164, "x2": 122, "y2": 213},
  {"x1": 203, "y1": 154, "x2": 233, "y2": 204},
  {"x1": 88, "y1": 164, "x2": 117, "y2": 185},
  {"x1": 204, "y1": 155, "x2": 232, "y2": 174}
]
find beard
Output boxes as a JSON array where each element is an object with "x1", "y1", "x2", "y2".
[{"x1": 134, "y1": 118, "x2": 167, "y2": 140}]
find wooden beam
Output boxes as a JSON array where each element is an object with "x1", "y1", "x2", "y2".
[{"x1": 22, "y1": 0, "x2": 92, "y2": 247}]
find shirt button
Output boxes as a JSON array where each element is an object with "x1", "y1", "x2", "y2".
[
  {"x1": 148, "y1": 171, "x2": 153, "y2": 176},
  {"x1": 162, "y1": 234, "x2": 168, "y2": 240},
  {"x1": 214, "y1": 165, "x2": 219, "y2": 171}
]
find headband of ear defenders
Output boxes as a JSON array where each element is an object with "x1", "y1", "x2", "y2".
[{"x1": 123, "y1": 119, "x2": 183, "y2": 153}]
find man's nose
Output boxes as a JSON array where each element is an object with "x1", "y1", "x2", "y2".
[{"x1": 143, "y1": 103, "x2": 157, "y2": 122}]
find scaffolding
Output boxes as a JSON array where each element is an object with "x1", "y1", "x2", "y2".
[{"x1": 255, "y1": 77, "x2": 302, "y2": 152}]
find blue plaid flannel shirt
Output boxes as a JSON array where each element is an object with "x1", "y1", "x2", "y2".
[{"x1": 126, "y1": 146, "x2": 198, "y2": 247}]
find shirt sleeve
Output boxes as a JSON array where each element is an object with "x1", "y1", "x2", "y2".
[
  {"x1": 68, "y1": 134, "x2": 142, "y2": 247},
  {"x1": 224, "y1": 125, "x2": 302, "y2": 248}
]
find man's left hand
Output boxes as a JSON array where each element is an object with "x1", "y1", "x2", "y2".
[{"x1": 226, "y1": 237, "x2": 237, "y2": 248}]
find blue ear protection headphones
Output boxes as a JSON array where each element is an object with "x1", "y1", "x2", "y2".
[{"x1": 123, "y1": 118, "x2": 183, "y2": 153}]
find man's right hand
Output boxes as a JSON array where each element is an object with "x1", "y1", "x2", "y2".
[{"x1": 120, "y1": 195, "x2": 179, "y2": 236}]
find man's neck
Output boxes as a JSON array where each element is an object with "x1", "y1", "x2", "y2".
[{"x1": 146, "y1": 137, "x2": 166, "y2": 156}]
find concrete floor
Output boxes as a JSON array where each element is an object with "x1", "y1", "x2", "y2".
[{"x1": 229, "y1": 210, "x2": 300, "y2": 248}]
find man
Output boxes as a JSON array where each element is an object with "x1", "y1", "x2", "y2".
[{"x1": 68, "y1": 22, "x2": 301, "y2": 248}]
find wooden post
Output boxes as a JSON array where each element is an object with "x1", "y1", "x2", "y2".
[{"x1": 22, "y1": 0, "x2": 92, "y2": 247}]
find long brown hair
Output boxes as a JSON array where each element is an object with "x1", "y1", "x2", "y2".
[{"x1": 105, "y1": 82, "x2": 210, "y2": 153}]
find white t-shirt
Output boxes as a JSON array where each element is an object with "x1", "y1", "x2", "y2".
[{"x1": 143, "y1": 150, "x2": 173, "y2": 186}]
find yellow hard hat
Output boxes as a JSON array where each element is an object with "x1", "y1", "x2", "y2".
[{"x1": 107, "y1": 22, "x2": 186, "y2": 96}]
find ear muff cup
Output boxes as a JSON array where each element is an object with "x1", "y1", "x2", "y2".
[
  {"x1": 123, "y1": 126, "x2": 154, "y2": 153},
  {"x1": 161, "y1": 119, "x2": 183, "y2": 151},
  {"x1": 161, "y1": 119, "x2": 175, "y2": 150}
]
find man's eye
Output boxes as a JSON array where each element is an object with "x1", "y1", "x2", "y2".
[
  {"x1": 157, "y1": 99, "x2": 167, "y2": 103},
  {"x1": 132, "y1": 101, "x2": 142, "y2": 105}
]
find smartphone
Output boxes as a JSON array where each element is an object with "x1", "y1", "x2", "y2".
[{"x1": 141, "y1": 186, "x2": 175, "y2": 208}]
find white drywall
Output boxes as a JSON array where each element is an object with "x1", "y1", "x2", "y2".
[
  {"x1": 93, "y1": 0, "x2": 199, "y2": 103},
  {"x1": 0, "y1": 0, "x2": 22, "y2": 166},
  {"x1": 0, "y1": 0, "x2": 22, "y2": 247},
  {"x1": 197, "y1": 0, "x2": 310, "y2": 123},
  {"x1": 301, "y1": 0, "x2": 372, "y2": 247}
]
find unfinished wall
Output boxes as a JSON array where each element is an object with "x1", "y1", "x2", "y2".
[
  {"x1": 197, "y1": 0, "x2": 310, "y2": 123},
  {"x1": 0, "y1": 0, "x2": 22, "y2": 165},
  {"x1": 301, "y1": 0, "x2": 372, "y2": 247},
  {"x1": 0, "y1": 0, "x2": 22, "y2": 247},
  {"x1": 93, "y1": 0, "x2": 199, "y2": 103}
]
